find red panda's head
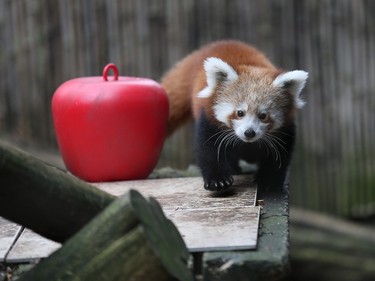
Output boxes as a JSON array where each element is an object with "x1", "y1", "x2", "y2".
[{"x1": 197, "y1": 57, "x2": 308, "y2": 143}]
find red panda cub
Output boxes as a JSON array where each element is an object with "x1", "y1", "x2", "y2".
[{"x1": 161, "y1": 40, "x2": 308, "y2": 191}]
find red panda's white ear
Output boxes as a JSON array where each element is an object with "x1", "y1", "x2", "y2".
[
  {"x1": 273, "y1": 70, "x2": 309, "y2": 108},
  {"x1": 197, "y1": 57, "x2": 239, "y2": 98}
]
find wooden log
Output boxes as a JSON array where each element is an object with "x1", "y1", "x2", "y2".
[
  {"x1": 290, "y1": 208, "x2": 375, "y2": 281},
  {"x1": 17, "y1": 190, "x2": 193, "y2": 281},
  {"x1": 0, "y1": 140, "x2": 115, "y2": 242}
]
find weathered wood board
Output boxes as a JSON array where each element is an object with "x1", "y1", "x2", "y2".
[
  {"x1": 5, "y1": 228, "x2": 61, "y2": 263},
  {"x1": 94, "y1": 175, "x2": 260, "y2": 252},
  {"x1": 0, "y1": 175, "x2": 259, "y2": 261},
  {"x1": 0, "y1": 218, "x2": 22, "y2": 262}
]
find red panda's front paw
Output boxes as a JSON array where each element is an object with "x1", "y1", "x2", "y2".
[{"x1": 204, "y1": 176, "x2": 234, "y2": 191}]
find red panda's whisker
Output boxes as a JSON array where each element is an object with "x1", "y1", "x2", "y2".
[
  {"x1": 265, "y1": 133, "x2": 288, "y2": 154},
  {"x1": 231, "y1": 134, "x2": 241, "y2": 147},
  {"x1": 262, "y1": 134, "x2": 282, "y2": 168},
  {"x1": 217, "y1": 131, "x2": 233, "y2": 162},
  {"x1": 263, "y1": 136, "x2": 277, "y2": 160},
  {"x1": 204, "y1": 129, "x2": 232, "y2": 146},
  {"x1": 269, "y1": 134, "x2": 286, "y2": 145},
  {"x1": 226, "y1": 132, "x2": 238, "y2": 151},
  {"x1": 265, "y1": 134, "x2": 288, "y2": 169},
  {"x1": 213, "y1": 129, "x2": 234, "y2": 146},
  {"x1": 271, "y1": 130, "x2": 293, "y2": 138},
  {"x1": 224, "y1": 133, "x2": 236, "y2": 163},
  {"x1": 258, "y1": 138, "x2": 270, "y2": 157}
]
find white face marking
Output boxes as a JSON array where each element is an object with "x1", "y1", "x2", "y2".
[
  {"x1": 213, "y1": 102, "x2": 235, "y2": 126},
  {"x1": 270, "y1": 111, "x2": 283, "y2": 129},
  {"x1": 238, "y1": 102, "x2": 248, "y2": 113},
  {"x1": 232, "y1": 115, "x2": 265, "y2": 142},
  {"x1": 258, "y1": 104, "x2": 267, "y2": 113},
  {"x1": 214, "y1": 100, "x2": 275, "y2": 142}
]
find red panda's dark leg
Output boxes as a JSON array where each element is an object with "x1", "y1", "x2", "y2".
[
  {"x1": 255, "y1": 125, "x2": 296, "y2": 190},
  {"x1": 256, "y1": 161, "x2": 290, "y2": 191},
  {"x1": 195, "y1": 111, "x2": 235, "y2": 191}
]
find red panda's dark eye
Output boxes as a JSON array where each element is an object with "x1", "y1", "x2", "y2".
[
  {"x1": 258, "y1": 113, "x2": 268, "y2": 121},
  {"x1": 237, "y1": 110, "x2": 245, "y2": 118}
]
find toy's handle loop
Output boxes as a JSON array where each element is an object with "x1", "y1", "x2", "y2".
[{"x1": 103, "y1": 63, "x2": 119, "y2": 81}]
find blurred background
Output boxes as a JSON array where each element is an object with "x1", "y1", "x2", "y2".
[{"x1": 0, "y1": 0, "x2": 374, "y2": 280}]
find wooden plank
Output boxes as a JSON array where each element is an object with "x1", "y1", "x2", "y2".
[
  {"x1": 0, "y1": 217, "x2": 22, "y2": 262},
  {"x1": 0, "y1": 175, "x2": 258, "y2": 260},
  {"x1": 95, "y1": 175, "x2": 257, "y2": 209},
  {"x1": 165, "y1": 206, "x2": 260, "y2": 252},
  {"x1": 6, "y1": 228, "x2": 61, "y2": 263},
  {"x1": 94, "y1": 175, "x2": 260, "y2": 252},
  {"x1": 202, "y1": 190, "x2": 290, "y2": 281}
]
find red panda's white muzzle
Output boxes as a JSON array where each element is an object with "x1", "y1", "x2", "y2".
[{"x1": 233, "y1": 115, "x2": 265, "y2": 143}]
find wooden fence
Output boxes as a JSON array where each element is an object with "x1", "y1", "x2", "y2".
[{"x1": 0, "y1": 0, "x2": 374, "y2": 217}]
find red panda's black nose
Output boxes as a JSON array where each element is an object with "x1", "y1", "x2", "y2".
[{"x1": 244, "y1": 129, "x2": 256, "y2": 139}]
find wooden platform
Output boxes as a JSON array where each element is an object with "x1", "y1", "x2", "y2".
[
  {"x1": 94, "y1": 175, "x2": 260, "y2": 252},
  {"x1": 1, "y1": 175, "x2": 259, "y2": 262},
  {"x1": 0, "y1": 174, "x2": 290, "y2": 280},
  {"x1": 0, "y1": 218, "x2": 61, "y2": 263}
]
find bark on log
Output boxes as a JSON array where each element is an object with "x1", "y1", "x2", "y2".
[
  {"x1": 17, "y1": 190, "x2": 193, "y2": 281},
  {"x1": 290, "y1": 208, "x2": 375, "y2": 281},
  {"x1": 0, "y1": 140, "x2": 115, "y2": 242}
]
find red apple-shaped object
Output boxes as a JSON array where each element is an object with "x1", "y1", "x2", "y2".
[{"x1": 52, "y1": 63, "x2": 169, "y2": 182}]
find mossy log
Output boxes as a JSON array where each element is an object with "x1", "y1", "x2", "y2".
[
  {"x1": 17, "y1": 190, "x2": 193, "y2": 281},
  {"x1": 0, "y1": 140, "x2": 115, "y2": 242},
  {"x1": 290, "y1": 208, "x2": 375, "y2": 281}
]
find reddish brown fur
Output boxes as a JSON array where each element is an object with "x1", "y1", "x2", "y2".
[{"x1": 161, "y1": 40, "x2": 282, "y2": 134}]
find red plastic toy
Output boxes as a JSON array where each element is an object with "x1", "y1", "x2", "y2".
[{"x1": 52, "y1": 63, "x2": 169, "y2": 182}]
